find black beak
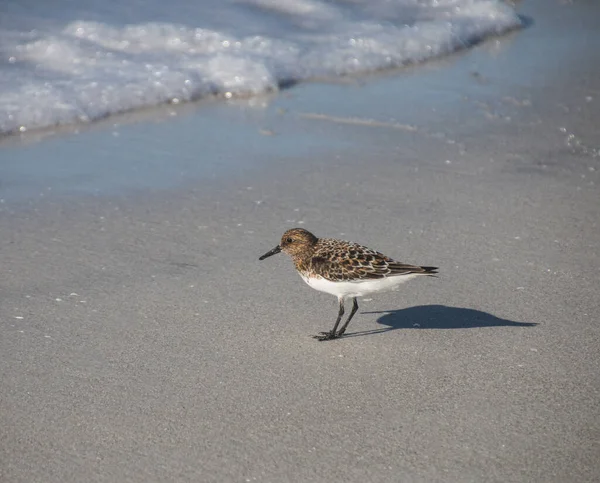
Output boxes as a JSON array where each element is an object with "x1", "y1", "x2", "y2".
[{"x1": 259, "y1": 245, "x2": 282, "y2": 260}]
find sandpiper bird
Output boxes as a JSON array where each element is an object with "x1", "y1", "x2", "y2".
[{"x1": 259, "y1": 228, "x2": 438, "y2": 341}]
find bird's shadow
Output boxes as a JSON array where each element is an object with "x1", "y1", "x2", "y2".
[{"x1": 345, "y1": 304, "x2": 537, "y2": 338}]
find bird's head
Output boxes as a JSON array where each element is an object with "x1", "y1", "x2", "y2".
[{"x1": 259, "y1": 228, "x2": 318, "y2": 260}]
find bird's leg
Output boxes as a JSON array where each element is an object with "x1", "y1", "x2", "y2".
[
  {"x1": 336, "y1": 297, "x2": 358, "y2": 337},
  {"x1": 314, "y1": 298, "x2": 345, "y2": 341}
]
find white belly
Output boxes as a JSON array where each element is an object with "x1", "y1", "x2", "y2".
[{"x1": 302, "y1": 273, "x2": 419, "y2": 298}]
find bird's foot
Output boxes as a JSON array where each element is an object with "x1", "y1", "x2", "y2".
[{"x1": 313, "y1": 331, "x2": 340, "y2": 341}]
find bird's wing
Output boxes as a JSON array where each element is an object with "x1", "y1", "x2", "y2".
[{"x1": 309, "y1": 241, "x2": 434, "y2": 282}]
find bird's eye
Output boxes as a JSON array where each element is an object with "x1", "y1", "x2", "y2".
[{"x1": 286, "y1": 237, "x2": 293, "y2": 243}]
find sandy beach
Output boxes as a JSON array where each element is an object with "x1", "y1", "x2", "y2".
[{"x1": 1, "y1": 0, "x2": 599, "y2": 482}]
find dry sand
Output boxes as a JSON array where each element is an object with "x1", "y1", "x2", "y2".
[{"x1": 1, "y1": 0, "x2": 599, "y2": 481}]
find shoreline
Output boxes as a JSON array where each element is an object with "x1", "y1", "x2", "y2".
[{"x1": 2, "y1": 0, "x2": 599, "y2": 205}]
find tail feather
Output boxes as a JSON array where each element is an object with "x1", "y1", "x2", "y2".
[
  {"x1": 420, "y1": 266, "x2": 438, "y2": 276},
  {"x1": 387, "y1": 263, "x2": 439, "y2": 277}
]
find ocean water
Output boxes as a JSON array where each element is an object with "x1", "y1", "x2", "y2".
[{"x1": 0, "y1": 0, "x2": 521, "y2": 136}]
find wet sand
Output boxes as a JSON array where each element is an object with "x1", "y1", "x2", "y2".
[{"x1": 1, "y1": 0, "x2": 599, "y2": 481}]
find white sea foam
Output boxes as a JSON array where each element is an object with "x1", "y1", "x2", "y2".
[{"x1": 0, "y1": 0, "x2": 521, "y2": 135}]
